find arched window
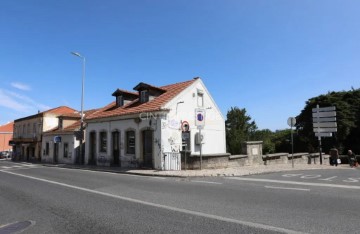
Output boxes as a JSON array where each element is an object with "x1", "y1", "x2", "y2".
[
  {"x1": 126, "y1": 130, "x2": 135, "y2": 154},
  {"x1": 99, "y1": 131, "x2": 107, "y2": 153}
]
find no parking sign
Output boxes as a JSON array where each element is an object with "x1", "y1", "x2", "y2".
[{"x1": 195, "y1": 108, "x2": 206, "y2": 129}]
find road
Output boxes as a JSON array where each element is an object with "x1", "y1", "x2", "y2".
[{"x1": 0, "y1": 161, "x2": 359, "y2": 234}]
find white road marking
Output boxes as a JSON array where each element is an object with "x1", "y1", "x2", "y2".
[
  {"x1": 1, "y1": 166, "x2": 12, "y2": 169},
  {"x1": 150, "y1": 177, "x2": 166, "y2": 180},
  {"x1": 191, "y1": 180, "x2": 222, "y2": 185},
  {"x1": 227, "y1": 177, "x2": 360, "y2": 190},
  {"x1": 265, "y1": 186, "x2": 310, "y2": 191},
  {"x1": 0, "y1": 170, "x2": 305, "y2": 234},
  {"x1": 319, "y1": 176, "x2": 338, "y2": 181}
]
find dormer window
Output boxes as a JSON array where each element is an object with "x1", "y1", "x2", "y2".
[
  {"x1": 140, "y1": 90, "x2": 149, "y2": 103},
  {"x1": 116, "y1": 96, "x2": 124, "y2": 107},
  {"x1": 59, "y1": 119, "x2": 63, "y2": 129},
  {"x1": 133, "y1": 82, "x2": 166, "y2": 104},
  {"x1": 112, "y1": 89, "x2": 138, "y2": 107}
]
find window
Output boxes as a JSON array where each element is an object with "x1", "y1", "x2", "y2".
[
  {"x1": 45, "y1": 142, "x2": 49, "y2": 155},
  {"x1": 100, "y1": 131, "x2": 107, "y2": 153},
  {"x1": 59, "y1": 119, "x2": 63, "y2": 129},
  {"x1": 197, "y1": 93, "x2": 204, "y2": 107},
  {"x1": 63, "y1": 143, "x2": 68, "y2": 158},
  {"x1": 116, "y1": 96, "x2": 124, "y2": 107},
  {"x1": 140, "y1": 90, "x2": 149, "y2": 103},
  {"x1": 126, "y1": 130, "x2": 135, "y2": 154},
  {"x1": 33, "y1": 123, "x2": 37, "y2": 135},
  {"x1": 27, "y1": 123, "x2": 30, "y2": 135},
  {"x1": 23, "y1": 124, "x2": 26, "y2": 135}
]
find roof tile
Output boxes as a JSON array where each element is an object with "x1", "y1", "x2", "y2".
[{"x1": 87, "y1": 79, "x2": 196, "y2": 120}]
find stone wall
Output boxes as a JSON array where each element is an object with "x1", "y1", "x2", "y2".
[{"x1": 179, "y1": 141, "x2": 332, "y2": 170}]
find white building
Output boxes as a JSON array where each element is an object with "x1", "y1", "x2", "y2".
[
  {"x1": 41, "y1": 110, "x2": 97, "y2": 164},
  {"x1": 85, "y1": 77, "x2": 226, "y2": 170}
]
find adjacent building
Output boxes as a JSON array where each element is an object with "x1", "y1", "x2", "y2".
[
  {"x1": 0, "y1": 122, "x2": 14, "y2": 152},
  {"x1": 85, "y1": 77, "x2": 226, "y2": 170},
  {"x1": 12, "y1": 106, "x2": 78, "y2": 161}
]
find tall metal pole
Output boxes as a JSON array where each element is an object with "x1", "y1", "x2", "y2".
[
  {"x1": 291, "y1": 125, "x2": 294, "y2": 168},
  {"x1": 71, "y1": 52, "x2": 85, "y2": 165}
]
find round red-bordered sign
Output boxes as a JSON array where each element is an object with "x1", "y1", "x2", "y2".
[{"x1": 181, "y1": 121, "x2": 190, "y2": 132}]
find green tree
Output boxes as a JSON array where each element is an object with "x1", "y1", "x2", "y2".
[
  {"x1": 225, "y1": 107, "x2": 257, "y2": 154},
  {"x1": 252, "y1": 129, "x2": 275, "y2": 154},
  {"x1": 296, "y1": 88, "x2": 360, "y2": 154}
]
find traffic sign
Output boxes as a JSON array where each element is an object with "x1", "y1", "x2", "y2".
[
  {"x1": 313, "y1": 122, "x2": 337, "y2": 128},
  {"x1": 312, "y1": 111, "x2": 336, "y2": 118},
  {"x1": 315, "y1": 132, "x2": 332, "y2": 137},
  {"x1": 312, "y1": 106, "x2": 336, "y2": 112},
  {"x1": 313, "y1": 127, "x2": 337, "y2": 133},
  {"x1": 195, "y1": 109, "x2": 206, "y2": 127},
  {"x1": 287, "y1": 117, "x2": 296, "y2": 127},
  {"x1": 312, "y1": 117, "x2": 336, "y2": 122}
]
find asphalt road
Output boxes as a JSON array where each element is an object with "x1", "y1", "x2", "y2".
[{"x1": 1, "y1": 161, "x2": 359, "y2": 234}]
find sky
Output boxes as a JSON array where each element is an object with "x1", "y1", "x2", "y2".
[{"x1": 0, "y1": 0, "x2": 359, "y2": 130}]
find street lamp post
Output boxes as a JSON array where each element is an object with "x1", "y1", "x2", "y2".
[{"x1": 71, "y1": 52, "x2": 85, "y2": 165}]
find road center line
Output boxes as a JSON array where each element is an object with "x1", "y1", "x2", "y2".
[
  {"x1": 227, "y1": 177, "x2": 360, "y2": 190},
  {"x1": 0, "y1": 170, "x2": 305, "y2": 234},
  {"x1": 265, "y1": 186, "x2": 310, "y2": 191},
  {"x1": 191, "y1": 180, "x2": 223, "y2": 185}
]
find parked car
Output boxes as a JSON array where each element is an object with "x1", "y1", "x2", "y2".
[{"x1": 0, "y1": 151, "x2": 11, "y2": 159}]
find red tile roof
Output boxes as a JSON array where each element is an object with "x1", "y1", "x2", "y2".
[
  {"x1": 45, "y1": 109, "x2": 99, "y2": 134},
  {"x1": 43, "y1": 106, "x2": 77, "y2": 115},
  {"x1": 14, "y1": 106, "x2": 78, "y2": 122},
  {"x1": 0, "y1": 122, "x2": 14, "y2": 133},
  {"x1": 87, "y1": 79, "x2": 196, "y2": 120}
]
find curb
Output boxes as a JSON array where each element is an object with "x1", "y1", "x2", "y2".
[{"x1": 40, "y1": 164, "x2": 186, "y2": 178}]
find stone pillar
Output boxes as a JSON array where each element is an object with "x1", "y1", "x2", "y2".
[{"x1": 242, "y1": 141, "x2": 263, "y2": 165}]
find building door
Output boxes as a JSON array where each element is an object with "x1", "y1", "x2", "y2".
[
  {"x1": 89, "y1": 132, "x2": 96, "y2": 165},
  {"x1": 112, "y1": 131, "x2": 120, "y2": 166},
  {"x1": 142, "y1": 130, "x2": 153, "y2": 168},
  {"x1": 54, "y1": 143, "x2": 58, "y2": 163},
  {"x1": 26, "y1": 147, "x2": 30, "y2": 161}
]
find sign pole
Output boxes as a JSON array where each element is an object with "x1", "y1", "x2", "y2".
[
  {"x1": 287, "y1": 117, "x2": 296, "y2": 168},
  {"x1": 315, "y1": 105, "x2": 323, "y2": 165},
  {"x1": 199, "y1": 127, "x2": 202, "y2": 170},
  {"x1": 319, "y1": 136, "x2": 323, "y2": 165}
]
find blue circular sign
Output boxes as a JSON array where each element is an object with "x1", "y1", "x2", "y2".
[{"x1": 197, "y1": 113, "x2": 204, "y2": 121}]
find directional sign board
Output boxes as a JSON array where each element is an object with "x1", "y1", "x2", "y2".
[
  {"x1": 313, "y1": 128, "x2": 337, "y2": 133},
  {"x1": 312, "y1": 105, "x2": 337, "y2": 136},
  {"x1": 312, "y1": 111, "x2": 337, "y2": 118},
  {"x1": 315, "y1": 132, "x2": 333, "y2": 137},
  {"x1": 313, "y1": 122, "x2": 337, "y2": 128},
  {"x1": 312, "y1": 117, "x2": 336, "y2": 122},
  {"x1": 312, "y1": 106, "x2": 336, "y2": 112}
]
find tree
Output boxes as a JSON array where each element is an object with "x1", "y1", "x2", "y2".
[
  {"x1": 296, "y1": 88, "x2": 360, "y2": 154},
  {"x1": 226, "y1": 107, "x2": 257, "y2": 154}
]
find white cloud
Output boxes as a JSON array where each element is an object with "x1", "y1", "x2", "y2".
[
  {"x1": 0, "y1": 90, "x2": 30, "y2": 112},
  {"x1": 0, "y1": 89, "x2": 50, "y2": 113},
  {"x1": 11, "y1": 82, "x2": 31, "y2": 91}
]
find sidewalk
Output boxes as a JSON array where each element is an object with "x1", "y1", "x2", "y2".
[{"x1": 41, "y1": 163, "x2": 354, "y2": 177}]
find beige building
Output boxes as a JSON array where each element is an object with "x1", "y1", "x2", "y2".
[{"x1": 12, "y1": 106, "x2": 78, "y2": 161}]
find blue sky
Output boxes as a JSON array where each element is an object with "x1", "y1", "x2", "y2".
[{"x1": 0, "y1": 0, "x2": 359, "y2": 130}]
